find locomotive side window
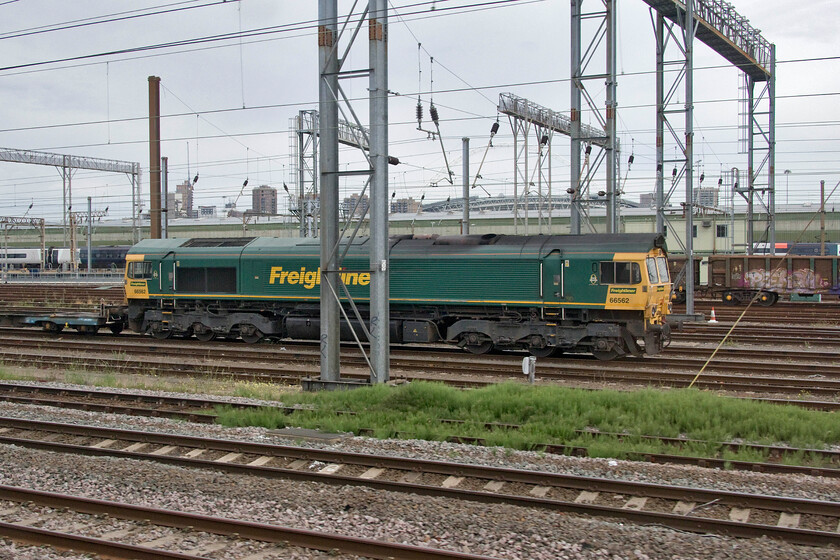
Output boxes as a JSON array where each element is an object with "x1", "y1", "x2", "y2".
[
  {"x1": 656, "y1": 257, "x2": 670, "y2": 283},
  {"x1": 646, "y1": 258, "x2": 659, "y2": 283},
  {"x1": 127, "y1": 261, "x2": 153, "y2": 279},
  {"x1": 600, "y1": 261, "x2": 641, "y2": 285}
]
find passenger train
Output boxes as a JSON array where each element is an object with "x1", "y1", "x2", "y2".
[{"x1": 0, "y1": 246, "x2": 130, "y2": 270}]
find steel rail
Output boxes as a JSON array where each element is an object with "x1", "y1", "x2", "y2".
[
  {"x1": 3, "y1": 344, "x2": 839, "y2": 396},
  {"x1": 0, "y1": 335, "x2": 839, "y2": 398},
  {"x1": 0, "y1": 485, "x2": 493, "y2": 560},
  {"x1": 3, "y1": 384, "x2": 840, "y2": 474},
  {"x1": 0, "y1": 521, "x2": 207, "y2": 560},
  {"x1": 1, "y1": 418, "x2": 839, "y2": 547},
  {"x1": 2, "y1": 331, "x2": 839, "y2": 378}
]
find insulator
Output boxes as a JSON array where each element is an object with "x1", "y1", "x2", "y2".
[
  {"x1": 388, "y1": 156, "x2": 400, "y2": 166},
  {"x1": 416, "y1": 103, "x2": 423, "y2": 124},
  {"x1": 672, "y1": 167, "x2": 678, "y2": 177},
  {"x1": 490, "y1": 122, "x2": 499, "y2": 136},
  {"x1": 628, "y1": 154, "x2": 634, "y2": 165},
  {"x1": 430, "y1": 105, "x2": 439, "y2": 125},
  {"x1": 584, "y1": 145, "x2": 592, "y2": 156}
]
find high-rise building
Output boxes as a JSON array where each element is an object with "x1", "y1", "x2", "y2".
[
  {"x1": 251, "y1": 185, "x2": 278, "y2": 215},
  {"x1": 175, "y1": 180, "x2": 194, "y2": 217},
  {"x1": 342, "y1": 192, "x2": 369, "y2": 218},
  {"x1": 390, "y1": 197, "x2": 422, "y2": 214}
]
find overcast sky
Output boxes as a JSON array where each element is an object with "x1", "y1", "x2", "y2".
[{"x1": 0, "y1": 0, "x2": 837, "y2": 224}]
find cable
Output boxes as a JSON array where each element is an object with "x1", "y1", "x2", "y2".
[
  {"x1": 160, "y1": 83, "x2": 269, "y2": 158},
  {"x1": 0, "y1": 0, "x2": 531, "y2": 73},
  {"x1": 0, "y1": 1, "x2": 225, "y2": 41}
]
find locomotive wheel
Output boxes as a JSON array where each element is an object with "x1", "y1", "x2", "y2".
[
  {"x1": 756, "y1": 292, "x2": 777, "y2": 307},
  {"x1": 108, "y1": 323, "x2": 124, "y2": 335},
  {"x1": 194, "y1": 329, "x2": 216, "y2": 342},
  {"x1": 592, "y1": 349, "x2": 619, "y2": 361},
  {"x1": 239, "y1": 325, "x2": 264, "y2": 344},
  {"x1": 151, "y1": 328, "x2": 172, "y2": 340},
  {"x1": 464, "y1": 341, "x2": 493, "y2": 355},
  {"x1": 721, "y1": 291, "x2": 738, "y2": 306},
  {"x1": 528, "y1": 345, "x2": 557, "y2": 358}
]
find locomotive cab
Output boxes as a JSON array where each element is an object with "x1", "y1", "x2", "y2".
[
  {"x1": 550, "y1": 245, "x2": 671, "y2": 359},
  {"x1": 586, "y1": 248, "x2": 671, "y2": 359}
]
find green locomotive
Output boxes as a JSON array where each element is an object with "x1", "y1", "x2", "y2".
[{"x1": 124, "y1": 233, "x2": 672, "y2": 359}]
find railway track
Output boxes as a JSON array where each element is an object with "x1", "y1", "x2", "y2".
[
  {"x1": 0, "y1": 484, "x2": 482, "y2": 560},
  {"x1": 0, "y1": 416, "x2": 838, "y2": 548},
  {"x1": 2, "y1": 382, "x2": 839, "y2": 476},
  {"x1": 675, "y1": 326, "x2": 840, "y2": 347},
  {"x1": 0, "y1": 330, "x2": 837, "y2": 402},
  {"x1": 675, "y1": 303, "x2": 840, "y2": 326}
]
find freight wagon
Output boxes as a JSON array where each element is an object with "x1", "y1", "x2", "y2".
[
  {"x1": 123, "y1": 233, "x2": 672, "y2": 360},
  {"x1": 669, "y1": 254, "x2": 840, "y2": 305}
]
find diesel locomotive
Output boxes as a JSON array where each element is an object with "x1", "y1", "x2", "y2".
[{"x1": 124, "y1": 233, "x2": 672, "y2": 360}]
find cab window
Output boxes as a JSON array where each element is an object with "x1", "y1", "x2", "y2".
[
  {"x1": 646, "y1": 257, "x2": 659, "y2": 283},
  {"x1": 656, "y1": 257, "x2": 670, "y2": 283},
  {"x1": 127, "y1": 261, "x2": 153, "y2": 279},
  {"x1": 600, "y1": 261, "x2": 641, "y2": 285}
]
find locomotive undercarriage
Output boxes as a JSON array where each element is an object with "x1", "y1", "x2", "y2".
[
  {"x1": 447, "y1": 308, "x2": 668, "y2": 360},
  {"x1": 128, "y1": 300, "x2": 668, "y2": 359}
]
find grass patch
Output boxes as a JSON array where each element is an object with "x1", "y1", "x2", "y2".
[
  {"x1": 215, "y1": 381, "x2": 840, "y2": 468},
  {"x1": 0, "y1": 365, "x2": 295, "y2": 402},
  {"x1": 5, "y1": 363, "x2": 840, "y2": 469}
]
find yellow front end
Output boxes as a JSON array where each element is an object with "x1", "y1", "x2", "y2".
[
  {"x1": 644, "y1": 248, "x2": 672, "y2": 327},
  {"x1": 604, "y1": 250, "x2": 671, "y2": 321},
  {"x1": 600, "y1": 249, "x2": 672, "y2": 355},
  {"x1": 124, "y1": 254, "x2": 150, "y2": 300}
]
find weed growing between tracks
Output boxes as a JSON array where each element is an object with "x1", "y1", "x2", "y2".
[
  {"x1": 0, "y1": 365, "x2": 295, "y2": 401},
  {"x1": 215, "y1": 382, "x2": 840, "y2": 468}
]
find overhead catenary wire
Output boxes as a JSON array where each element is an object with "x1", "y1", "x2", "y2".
[
  {"x1": 0, "y1": 1, "x2": 222, "y2": 41},
  {"x1": 0, "y1": 0, "x2": 532, "y2": 73},
  {"x1": 0, "y1": 2, "x2": 837, "y2": 215}
]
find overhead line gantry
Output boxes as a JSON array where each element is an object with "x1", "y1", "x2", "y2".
[
  {"x1": 0, "y1": 147, "x2": 142, "y2": 245},
  {"x1": 571, "y1": 0, "x2": 773, "y2": 315}
]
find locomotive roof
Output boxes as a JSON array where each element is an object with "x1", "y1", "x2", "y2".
[{"x1": 128, "y1": 233, "x2": 666, "y2": 257}]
